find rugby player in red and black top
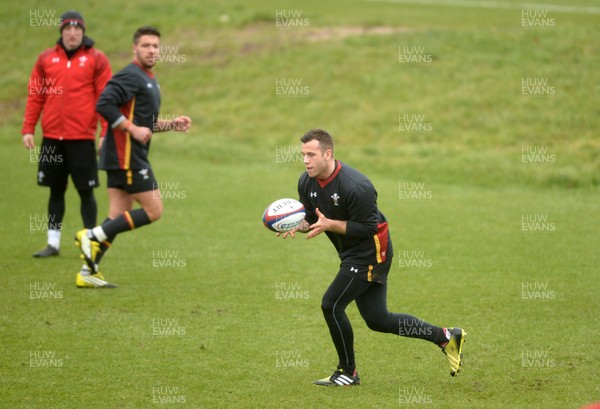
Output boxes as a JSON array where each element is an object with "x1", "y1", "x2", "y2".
[
  {"x1": 22, "y1": 10, "x2": 111, "y2": 259},
  {"x1": 279, "y1": 129, "x2": 466, "y2": 385},
  {"x1": 74, "y1": 26, "x2": 191, "y2": 288}
]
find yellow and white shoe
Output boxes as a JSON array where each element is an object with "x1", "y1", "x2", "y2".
[
  {"x1": 74, "y1": 229, "x2": 100, "y2": 274},
  {"x1": 442, "y1": 327, "x2": 466, "y2": 377},
  {"x1": 76, "y1": 270, "x2": 117, "y2": 289}
]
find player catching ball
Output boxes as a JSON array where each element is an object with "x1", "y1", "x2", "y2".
[
  {"x1": 74, "y1": 26, "x2": 191, "y2": 288},
  {"x1": 278, "y1": 129, "x2": 466, "y2": 386}
]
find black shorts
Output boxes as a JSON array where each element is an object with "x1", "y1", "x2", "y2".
[
  {"x1": 339, "y1": 257, "x2": 393, "y2": 284},
  {"x1": 105, "y1": 168, "x2": 158, "y2": 194},
  {"x1": 36, "y1": 138, "x2": 99, "y2": 189}
]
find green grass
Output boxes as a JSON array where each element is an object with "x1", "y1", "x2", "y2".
[{"x1": 1, "y1": 0, "x2": 599, "y2": 408}]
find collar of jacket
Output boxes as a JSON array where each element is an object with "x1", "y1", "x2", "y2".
[{"x1": 55, "y1": 35, "x2": 95, "y2": 58}]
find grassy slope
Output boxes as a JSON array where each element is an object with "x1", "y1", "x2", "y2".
[{"x1": 0, "y1": 0, "x2": 598, "y2": 408}]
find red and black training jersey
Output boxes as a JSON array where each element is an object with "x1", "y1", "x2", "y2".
[
  {"x1": 297, "y1": 160, "x2": 393, "y2": 265},
  {"x1": 97, "y1": 61, "x2": 161, "y2": 170}
]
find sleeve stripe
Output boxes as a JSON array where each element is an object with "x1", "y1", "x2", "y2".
[{"x1": 124, "y1": 97, "x2": 135, "y2": 170}]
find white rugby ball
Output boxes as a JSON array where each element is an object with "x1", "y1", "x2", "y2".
[{"x1": 262, "y1": 198, "x2": 306, "y2": 232}]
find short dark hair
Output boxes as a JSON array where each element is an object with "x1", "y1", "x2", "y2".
[
  {"x1": 300, "y1": 129, "x2": 334, "y2": 153},
  {"x1": 133, "y1": 26, "x2": 161, "y2": 44}
]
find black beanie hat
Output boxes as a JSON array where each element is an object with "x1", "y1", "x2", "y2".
[{"x1": 60, "y1": 10, "x2": 86, "y2": 33}]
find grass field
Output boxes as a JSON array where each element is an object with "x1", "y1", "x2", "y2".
[{"x1": 1, "y1": 0, "x2": 599, "y2": 408}]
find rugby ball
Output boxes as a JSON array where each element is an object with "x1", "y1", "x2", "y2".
[{"x1": 263, "y1": 198, "x2": 306, "y2": 232}]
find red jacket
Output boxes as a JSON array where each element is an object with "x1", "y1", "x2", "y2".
[{"x1": 22, "y1": 37, "x2": 112, "y2": 141}]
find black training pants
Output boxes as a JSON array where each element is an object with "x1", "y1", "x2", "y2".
[{"x1": 320, "y1": 259, "x2": 447, "y2": 372}]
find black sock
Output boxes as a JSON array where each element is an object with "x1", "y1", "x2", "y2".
[
  {"x1": 77, "y1": 188, "x2": 97, "y2": 229},
  {"x1": 397, "y1": 314, "x2": 449, "y2": 345},
  {"x1": 98, "y1": 209, "x2": 152, "y2": 239},
  {"x1": 95, "y1": 218, "x2": 115, "y2": 264},
  {"x1": 48, "y1": 186, "x2": 66, "y2": 231}
]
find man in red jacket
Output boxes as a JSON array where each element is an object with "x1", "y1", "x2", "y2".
[{"x1": 22, "y1": 11, "x2": 111, "y2": 267}]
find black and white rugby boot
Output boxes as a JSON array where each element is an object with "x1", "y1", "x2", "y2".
[{"x1": 313, "y1": 368, "x2": 360, "y2": 386}]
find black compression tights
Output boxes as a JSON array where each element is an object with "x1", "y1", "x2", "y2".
[
  {"x1": 77, "y1": 188, "x2": 97, "y2": 228},
  {"x1": 48, "y1": 186, "x2": 66, "y2": 230},
  {"x1": 47, "y1": 186, "x2": 96, "y2": 230},
  {"x1": 320, "y1": 270, "x2": 448, "y2": 373}
]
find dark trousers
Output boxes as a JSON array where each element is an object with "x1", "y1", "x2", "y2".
[{"x1": 321, "y1": 259, "x2": 447, "y2": 372}]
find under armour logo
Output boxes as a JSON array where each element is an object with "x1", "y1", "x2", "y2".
[
  {"x1": 310, "y1": 192, "x2": 317, "y2": 198},
  {"x1": 147, "y1": 83, "x2": 153, "y2": 88},
  {"x1": 139, "y1": 169, "x2": 149, "y2": 179},
  {"x1": 350, "y1": 267, "x2": 358, "y2": 273}
]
